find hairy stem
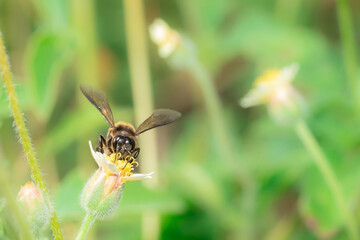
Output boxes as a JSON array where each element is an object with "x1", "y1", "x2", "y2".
[
  {"x1": 295, "y1": 120, "x2": 358, "y2": 240},
  {"x1": 75, "y1": 213, "x2": 97, "y2": 240},
  {"x1": 0, "y1": 32, "x2": 63, "y2": 239}
]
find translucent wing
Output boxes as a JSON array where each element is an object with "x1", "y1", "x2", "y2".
[
  {"x1": 135, "y1": 109, "x2": 181, "y2": 135},
  {"x1": 80, "y1": 84, "x2": 115, "y2": 127}
]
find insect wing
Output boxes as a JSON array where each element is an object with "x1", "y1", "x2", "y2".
[
  {"x1": 135, "y1": 109, "x2": 181, "y2": 135},
  {"x1": 80, "y1": 84, "x2": 115, "y2": 127}
]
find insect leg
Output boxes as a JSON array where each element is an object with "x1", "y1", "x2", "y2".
[
  {"x1": 131, "y1": 148, "x2": 140, "y2": 161},
  {"x1": 106, "y1": 137, "x2": 113, "y2": 154},
  {"x1": 96, "y1": 135, "x2": 106, "y2": 153},
  {"x1": 121, "y1": 150, "x2": 133, "y2": 170}
]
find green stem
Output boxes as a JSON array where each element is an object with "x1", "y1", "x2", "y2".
[
  {"x1": 0, "y1": 32, "x2": 63, "y2": 239},
  {"x1": 294, "y1": 120, "x2": 358, "y2": 240},
  {"x1": 187, "y1": 54, "x2": 256, "y2": 240},
  {"x1": 71, "y1": 0, "x2": 100, "y2": 177},
  {"x1": 336, "y1": 0, "x2": 360, "y2": 114},
  {"x1": 122, "y1": 1, "x2": 160, "y2": 240},
  {"x1": 187, "y1": 57, "x2": 252, "y2": 186},
  {"x1": 75, "y1": 213, "x2": 97, "y2": 240},
  {"x1": 0, "y1": 164, "x2": 34, "y2": 240},
  {"x1": 71, "y1": 0, "x2": 98, "y2": 87}
]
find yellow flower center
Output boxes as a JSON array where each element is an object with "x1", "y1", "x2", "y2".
[
  {"x1": 253, "y1": 69, "x2": 281, "y2": 87},
  {"x1": 105, "y1": 153, "x2": 138, "y2": 181}
]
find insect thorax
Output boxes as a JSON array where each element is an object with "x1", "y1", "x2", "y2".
[{"x1": 107, "y1": 122, "x2": 137, "y2": 141}]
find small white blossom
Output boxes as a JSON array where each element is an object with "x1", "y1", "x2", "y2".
[
  {"x1": 240, "y1": 63, "x2": 299, "y2": 108},
  {"x1": 81, "y1": 141, "x2": 154, "y2": 217},
  {"x1": 240, "y1": 63, "x2": 306, "y2": 126},
  {"x1": 149, "y1": 18, "x2": 181, "y2": 58},
  {"x1": 89, "y1": 141, "x2": 118, "y2": 175},
  {"x1": 123, "y1": 172, "x2": 154, "y2": 181}
]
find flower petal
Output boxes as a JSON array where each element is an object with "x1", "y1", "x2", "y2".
[
  {"x1": 240, "y1": 63, "x2": 299, "y2": 108},
  {"x1": 88, "y1": 141, "x2": 118, "y2": 174},
  {"x1": 277, "y1": 63, "x2": 299, "y2": 85},
  {"x1": 149, "y1": 19, "x2": 169, "y2": 45},
  {"x1": 149, "y1": 18, "x2": 180, "y2": 58},
  {"x1": 122, "y1": 172, "x2": 154, "y2": 182},
  {"x1": 240, "y1": 87, "x2": 269, "y2": 108}
]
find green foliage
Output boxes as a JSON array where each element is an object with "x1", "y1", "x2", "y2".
[
  {"x1": 1, "y1": 0, "x2": 360, "y2": 239},
  {"x1": 0, "y1": 199, "x2": 5, "y2": 239},
  {"x1": 55, "y1": 170, "x2": 84, "y2": 221},
  {"x1": 26, "y1": 32, "x2": 72, "y2": 120}
]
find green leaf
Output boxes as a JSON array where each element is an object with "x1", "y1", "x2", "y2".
[
  {"x1": 32, "y1": 0, "x2": 69, "y2": 31},
  {"x1": 0, "y1": 199, "x2": 5, "y2": 239},
  {"x1": 299, "y1": 158, "x2": 360, "y2": 238},
  {"x1": 169, "y1": 162, "x2": 225, "y2": 211},
  {"x1": 0, "y1": 199, "x2": 5, "y2": 213},
  {"x1": 115, "y1": 181, "x2": 186, "y2": 216},
  {"x1": 26, "y1": 32, "x2": 71, "y2": 120},
  {"x1": 54, "y1": 170, "x2": 85, "y2": 221}
]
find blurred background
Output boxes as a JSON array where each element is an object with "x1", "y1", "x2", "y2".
[{"x1": 1, "y1": 0, "x2": 360, "y2": 239}]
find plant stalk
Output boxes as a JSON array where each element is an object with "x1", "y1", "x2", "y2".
[
  {"x1": 187, "y1": 57, "x2": 252, "y2": 186},
  {"x1": 186, "y1": 54, "x2": 256, "y2": 240},
  {"x1": 0, "y1": 32, "x2": 63, "y2": 239},
  {"x1": 75, "y1": 213, "x2": 97, "y2": 240},
  {"x1": 295, "y1": 120, "x2": 358, "y2": 240},
  {"x1": 122, "y1": 1, "x2": 160, "y2": 240},
  {"x1": 336, "y1": 0, "x2": 360, "y2": 115}
]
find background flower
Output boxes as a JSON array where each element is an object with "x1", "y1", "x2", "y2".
[{"x1": 240, "y1": 63, "x2": 306, "y2": 126}]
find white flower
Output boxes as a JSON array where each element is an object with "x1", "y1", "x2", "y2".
[
  {"x1": 88, "y1": 141, "x2": 153, "y2": 181},
  {"x1": 123, "y1": 173, "x2": 154, "y2": 181},
  {"x1": 89, "y1": 141, "x2": 118, "y2": 175},
  {"x1": 81, "y1": 142, "x2": 154, "y2": 217},
  {"x1": 149, "y1": 18, "x2": 181, "y2": 58},
  {"x1": 240, "y1": 63, "x2": 299, "y2": 108},
  {"x1": 240, "y1": 63, "x2": 306, "y2": 126}
]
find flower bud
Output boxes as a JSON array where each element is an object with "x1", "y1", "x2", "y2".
[
  {"x1": 81, "y1": 168, "x2": 106, "y2": 213},
  {"x1": 17, "y1": 181, "x2": 50, "y2": 233},
  {"x1": 81, "y1": 168, "x2": 124, "y2": 218}
]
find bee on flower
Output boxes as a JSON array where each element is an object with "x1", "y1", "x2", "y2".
[
  {"x1": 79, "y1": 84, "x2": 179, "y2": 217},
  {"x1": 77, "y1": 85, "x2": 180, "y2": 239},
  {"x1": 80, "y1": 141, "x2": 153, "y2": 218},
  {"x1": 240, "y1": 63, "x2": 306, "y2": 126}
]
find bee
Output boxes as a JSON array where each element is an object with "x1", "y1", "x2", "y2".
[{"x1": 80, "y1": 84, "x2": 181, "y2": 162}]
